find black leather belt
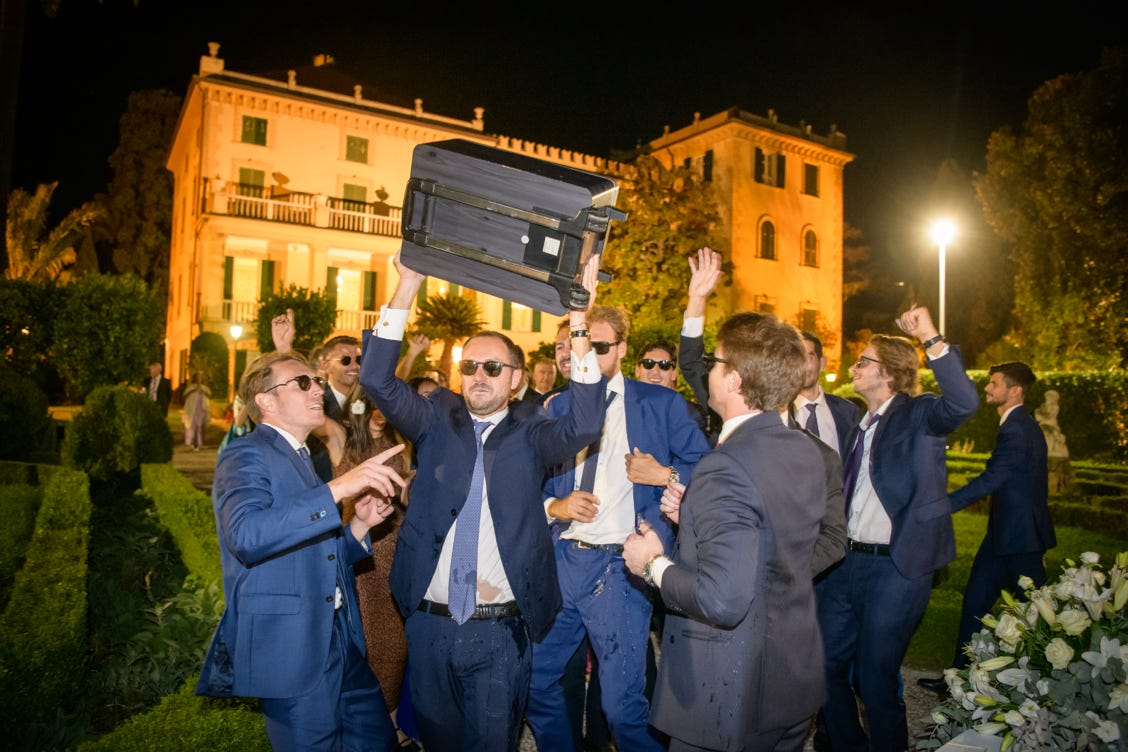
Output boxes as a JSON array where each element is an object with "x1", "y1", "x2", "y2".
[
  {"x1": 848, "y1": 539, "x2": 891, "y2": 556},
  {"x1": 572, "y1": 540, "x2": 625, "y2": 554},
  {"x1": 418, "y1": 599, "x2": 521, "y2": 620}
]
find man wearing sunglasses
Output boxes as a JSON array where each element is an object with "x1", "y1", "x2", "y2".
[
  {"x1": 527, "y1": 305, "x2": 711, "y2": 752},
  {"x1": 198, "y1": 351, "x2": 409, "y2": 751},
  {"x1": 635, "y1": 340, "x2": 709, "y2": 436},
  {"x1": 360, "y1": 253, "x2": 607, "y2": 751},
  {"x1": 321, "y1": 335, "x2": 362, "y2": 422}
]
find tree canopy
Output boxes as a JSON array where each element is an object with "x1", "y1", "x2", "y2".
[
  {"x1": 975, "y1": 48, "x2": 1127, "y2": 370},
  {"x1": 5, "y1": 181, "x2": 102, "y2": 282},
  {"x1": 255, "y1": 284, "x2": 337, "y2": 355}
]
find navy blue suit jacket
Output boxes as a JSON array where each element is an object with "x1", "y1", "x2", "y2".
[
  {"x1": 949, "y1": 405, "x2": 1056, "y2": 556},
  {"x1": 360, "y1": 334, "x2": 606, "y2": 641},
  {"x1": 826, "y1": 392, "x2": 862, "y2": 455},
  {"x1": 544, "y1": 377, "x2": 711, "y2": 550},
  {"x1": 853, "y1": 347, "x2": 979, "y2": 579},
  {"x1": 196, "y1": 424, "x2": 371, "y2": 699}
]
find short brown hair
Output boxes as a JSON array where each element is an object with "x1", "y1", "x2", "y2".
[
  {"x1": 716, "y1": 312, "x2": 806, "y2": 411},
  {"x1": 589, "y1": 305, "x2": 630, "y2": 344},
  {"x1": 463, "y1": 330, "x2": 520, "y2": 369},
  {"x1": 870, "y1": 334, "x2": 920, "y2": 395},
  {"x1": 238, "y1": 351, "x2": 310, "y2": 424}
]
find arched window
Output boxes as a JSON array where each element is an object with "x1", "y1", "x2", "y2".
[
  {"x1": 760, "y1": 221, "x2": 776, "y2": 260},
  {"x1": 803, "y1": 229, "x2": 818, "y2": 267}
]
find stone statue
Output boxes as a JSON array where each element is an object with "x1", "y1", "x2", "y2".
[{"x1": 1035, "y1": 390, "x2": 1073, "y2": 492}]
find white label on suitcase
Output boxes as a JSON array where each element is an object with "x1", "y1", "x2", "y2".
[{"x1": 542, "y1": 236, "x2": 561, "y2": 257}]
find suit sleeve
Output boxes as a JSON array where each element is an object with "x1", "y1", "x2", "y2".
[
  {"x1": 923, "y1": 346, "x2": 980, "y2": 436},
  {"x1": 949, "y1": 421, "x2": 1025, "y2": 512},
  {"x1": 812, "y1": 442, "x2": 847, "y2": 577},
  {"x1": 679, "y1": 332, "x2": 710, "y2": 410},
  {"x1": 530, "y1": 377, "x2": 607, "y2": 468},
  {"x1": 659, "y1": 453, "x2": 760, "y2": 628},
  {"x1": 359, "y1": 332, "x2": 434, "y2": 444}
]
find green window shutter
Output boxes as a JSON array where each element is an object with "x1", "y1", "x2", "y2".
[
  {"x1": 223, "y1": 256, "x2": 234, "y2": 299},
  {"x1": 241, "y1": 116, "x2": 267, "y2": 145},
  {"x1": 259, "y1": 260, "x2": 275, "y2": 299},
  {"x1": 416, "y1": 278, "x2": 428, "y2": 307},
  {"x1": 346, "y1": 136, "x2": 369, "y2": 163},
  {"x1": 703, "y1": 150, "x2": 714, "y2": 182},
  {"x1": 502, "y1": 300, "x2": 512, "y2": 330},
  {"x1": 363, "y1": 271, "x2": 377, "y2": 310},
  {"x1": 326, "y1": 266, "x2": 338, "y2": 305},
  {"x1": 532, "y1": 309, "x2": 541, "y2": 332}
]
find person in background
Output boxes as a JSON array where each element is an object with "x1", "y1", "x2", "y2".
[
  {"x1": 147, "y1": 361, "x2": 172, "y2": 417},
  {"x1": 623, "y1": 310, "x2": 827, "y2": 752},
  {"x1": 917, "y1": 361, "x2": 1056, "y2": 694},
  {"x1": 321, "y1": 335, "x2": 362, "y2": 423},
  {"x1": 794, "y1": 331, "x2": 861, "y2": 457},
  {"x1": 509, "y1": 343, "x2": 539, "y2": 403},
  {"x1": 360, "y1": 253, "x2": 607, "y2": 751},
  {"x1": 531, "y1": 356, "x2": 558, "y2": 397},
  {"x1": 537, "y1": 318, "x2": 573, "y2": 407},
  {"x1": 817, "y1": 307, "x2": 977, "y2": 752},
  {"x1": 196, "y1": 350, "x2": 408, "y2": 751},
  {"x1": 635, "y1": 339, "x2": 708, "y2": 436},
  {"x1": 182, "y1": 372, "x2": 212, "y2": 450}
]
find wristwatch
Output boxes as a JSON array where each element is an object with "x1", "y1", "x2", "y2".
[
  {"x1": 666, "y1": 466, "x2": 680, "y2": 486},
  {"x1": 921, "y1": 334, "x2": 945, "y2": 349},
  {"x1": 643, "y1": 556, "x2": 663, "y2": 587}
]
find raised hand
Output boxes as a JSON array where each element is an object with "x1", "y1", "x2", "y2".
[
  {"x1": 896, "y1": 306, "x2": 939, "y2": 342},
  {"x1": 687, "y1": 247, "x2": 723, "y2": 300},
  {"x1": 272, "y1": 308, "x2": 295, "y2": 353}
]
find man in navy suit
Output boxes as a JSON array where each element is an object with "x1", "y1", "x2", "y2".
[
  {"x1": 196, "y1": 350, "x2": 408, "y2": 752},
  {"x1": 146, "y1": 361, "x2": 172, "y2": 417},
  {"x1": 918, "y1": 361, "x2": 1056, "y2": 693},
  {"x1": 360, "y1": 254, "x2": 606, "y2": 751},
  {"x1": 794, "y1": 331, "x2": 861, "y2": 457},
  {"x1": 320, "y1": 335, "x2": 361, "y2": 422},
  {"x1": 817, "y1": 306, "x2": 978, "y2": 752},
  {"x1": 624, "y1": 311, "x2": 828, "y2": 751},
  {"x1": 526, "y1": 304, "x2": 711, "y2": 752}
]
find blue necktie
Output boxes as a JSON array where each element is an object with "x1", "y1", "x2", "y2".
[
  {"x1": 448, "y1": 420, "x2": 491, "y2": 624},
  {"x1": 297, "y1": 446, "x2": 319, "y2": 485},
  {"x1": 578, "y1": 392, "x2": 618, "y2": 493},
  {"x1": 805, "y1": 403, "x2": 820, "y2": 437},
  {"x1": 842, "y1": 413, "x2": 880, "y2": 512}
]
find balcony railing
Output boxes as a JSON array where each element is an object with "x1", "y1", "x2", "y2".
[
  {"x1": 201, "y1": 298, "x2": 380, "y2": 336},
  {"x1": 203, "y1": 178, "x2": 402, "y2": 238}
]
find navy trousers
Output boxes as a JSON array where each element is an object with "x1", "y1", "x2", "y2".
[{"x1": 953, "y1": 545, "x2": 1045, "y2": 668}]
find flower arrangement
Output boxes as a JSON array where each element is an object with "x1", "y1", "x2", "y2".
[{"x1": 918, "y1": 552, "x2": 1128, "y2": 751}]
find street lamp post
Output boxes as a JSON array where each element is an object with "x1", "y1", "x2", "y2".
[
  {"x1": 229, "y1": 323, "x2": 243, "y2": 399},
  {"x1": 930, "y1": 220, "x2": 956, "y2": 335}
]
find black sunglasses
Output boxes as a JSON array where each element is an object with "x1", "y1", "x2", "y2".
[
  {"x1": 591, "y1": 340, "x2": 620, "y2": 356},
  {"x1": 330, "y1": 355, "x2": 361, "y2": 366},
  {"x1": 459, "y1": 359, "x2": 516, "y2": 378},
  {"x1": 264, "y1": 374, "x2": 326, "y2": 393},
  {"x1": 639, "y1": 358, "x2": 676, "y2": 371},
  {"x1": 702, "y1": 353, "x2": 731, "y2": 369}
]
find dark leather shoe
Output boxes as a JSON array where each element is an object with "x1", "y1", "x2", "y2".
[{"x1": 916, "y1": 675, "x2": 948, "y2": 695}]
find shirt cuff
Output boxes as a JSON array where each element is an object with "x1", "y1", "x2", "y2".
[
  {"x1": 374, "y1": 306, "x2": 409, "y2": 340},
  {"x1": 570, "y1": 350, "x2": 600, "y2": 384},
  {"x1": 681, "y1": 315, "x2": 704, "y2": 338},
  {"x1": 925, "y1": 343, "x2": 951, "y2": 361},
  {"x1": 651, "y1": 555, "x2": 674, "y2": 588},
  {"x1": 544, "y1": 497, "x2": 558, "y2": 523}
]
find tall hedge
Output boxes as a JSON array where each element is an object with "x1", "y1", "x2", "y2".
[{"x1": 62, "y1": 386, "x2": 172, "y2": 481}]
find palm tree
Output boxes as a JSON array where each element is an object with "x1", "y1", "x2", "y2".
[
  {"x1": 5, "y1": 181, "x2": 103, "y2": 281},
  {"x1": 412, "y1": 290, "x2": 485, "y2": 384}
]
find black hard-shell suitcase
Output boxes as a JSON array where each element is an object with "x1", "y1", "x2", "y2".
[{"x1": 400, "y1": 139, "x2": 627, "y2": 314}]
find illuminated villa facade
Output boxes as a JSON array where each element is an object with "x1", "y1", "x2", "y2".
[{"x1": 164, "y1": 43, "x2": 853, "y2": 389}]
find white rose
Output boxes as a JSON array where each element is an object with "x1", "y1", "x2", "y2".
[
  {"x1": 1056, "y1": 609, "x2": 1091, "y2": 636},
  {"x1": 1081, "y1": 551, "x2": 1100, "y2": 565},
  {"x1": 1017, "y1": 575, "x2": 1035, "y2": 591},
  {"x1": 1045, "y1": 637, "x2": 1074, "y2": 670},
  {"x1": 1094, "y1": 719, "x2": 1120, "y2": 743},
  {"x1": 1109, "y1": 683, "x2": 1128, "y2": 713},
  {"x1": 995, "y1": 613, "x2": 1023, "y2": 648}
]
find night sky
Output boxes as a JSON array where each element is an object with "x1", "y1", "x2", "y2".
[{"x1": 11, "y1": 1, "x2": 1125, "y2": 273}]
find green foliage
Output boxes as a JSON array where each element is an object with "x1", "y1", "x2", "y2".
[
  {"x1": 255, "y1": 283, "x2": 336, "y2": 355},
  {"x1": 62, "y1": 386, "x2": 172, "y2": 481},
  {"x1": 975, "y1": 49, "x2": 1128, "y2": 369},
  {"x1": 413, "y1": 290, "x2": 485, "y2": 377},
  {"x1": 0, "y1": 277, "x2": 63, "y2": 382},
  {"x1": 601, "y1": 155, "x2": 727, "y2": 343},
  {"x1": 0, "y1": 362, "x2": 52, "y2": 461},
  {"x1": 189, "y1": 331, "x2": 229, "y2": 403},
  {"x1": 102, "y1": 89, "x2": 181, "y2": 293},
  {"x1": 143, "y1": 463, "x2": 222, "y2": 584},
  {"x1": 52, "y1": 273, "x2": 164, "y2": 398},
  {"x1": 0, "y1": 484, "x2": 40, "y2": 609},
  {"x1": 4, "y1": 181, "x2": 104, "y2": 282},
  {"x1": 75, "y1": 682, "x2": 270, "y2": 752},
  {"x1": 0, "y1": 468, "x2": 91, "y2": 751}
]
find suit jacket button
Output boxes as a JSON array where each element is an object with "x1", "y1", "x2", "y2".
[
  {"x1": 328, "y1": 554, "x2": 336, "y2": 561},
  {"x1": 325, "y1": 596, "x2": 333, "y2": 603}
]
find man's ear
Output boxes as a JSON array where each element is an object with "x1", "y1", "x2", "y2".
[
  {"x1": 254, "y1": 391, "x2": 273, "y2": 417},
  {"x1": 508, "y1": 367, "x2": 523, "y2": 392}
]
